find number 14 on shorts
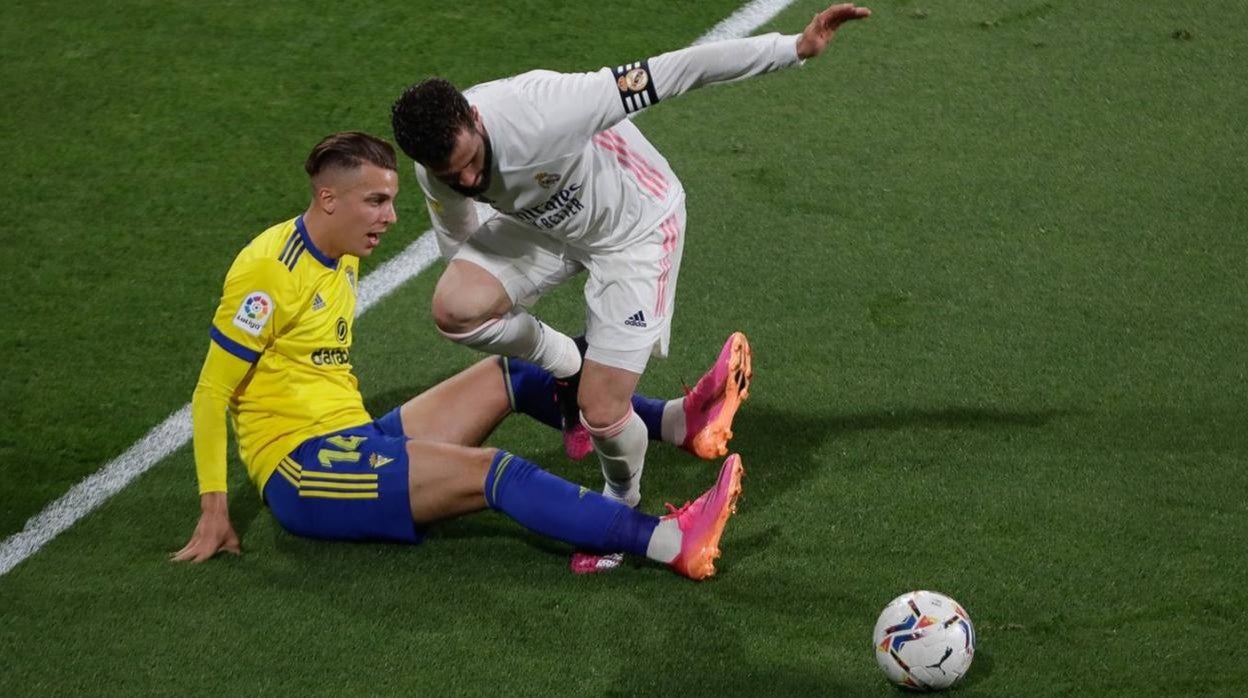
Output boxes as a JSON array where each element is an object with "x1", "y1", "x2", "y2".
[{"x1": 317, "y1": 435, "x2": 367, "y2": 468}]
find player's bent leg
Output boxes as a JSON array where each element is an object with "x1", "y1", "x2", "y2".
[
  {"x1": 406, "y1": 440, "x2": 493, "y2": 524},
  {"x1": 434, "y1": 262, "x2": 582, "y2": 383},
  {"x1": 501, "y1": 348, "x2": 594, "y2": 461},
  {"x1": 570, "y1": 368, "x2": 643, "y2": 577},
  {"x1": 576, "y1": 360, "x2": 641, "y2": 428},
  {"x1": 579, "y1": 360, "x2": 647, "y2": 507},
  {"x1": 268, "y1": 429, "x2": 744, "y2": 579},
  {"x1": 396, "y1": 358, "x2": 512, "y2": 447},
  {"x1": 431, "y1": 259, "x2": 513, "y2": 334},
  {"x1": 499, "y1": 355, "x2": 676, "y2": 459}
]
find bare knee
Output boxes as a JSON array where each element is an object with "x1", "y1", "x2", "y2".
[
  {"x1": 577, "y1": 361, "x2": 642, "y2": 429},
  {"x1": 431, "y1": 262, "x2": 513, "y2": 335},
  {"x1": 464, "y1": 448, "x2": 496, "y2": 494},
  {"x1": 578, "y1": 385, "x2": 633, "y2": 430},
  {"x1": 431, "y1": 288, "x2": 490, "y2": 334},
  {"x1": 407, "y1": 443, "x2": 497, "y2": 525}
]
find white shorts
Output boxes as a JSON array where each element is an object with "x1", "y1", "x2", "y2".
[{"x1": 452, "y1": 202, "x2": 687, "y2": 374}]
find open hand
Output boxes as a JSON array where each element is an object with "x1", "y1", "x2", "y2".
[
  {"x1": 171, "y1": 493, "x2": 241, "y2": 563},
  {"x1": 796, "y1": 3, "x2": 871, "y2": 60}
]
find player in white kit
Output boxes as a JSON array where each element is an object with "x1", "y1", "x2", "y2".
[{"x1": 390, "y1": 4, "x2": 871, "y2": 510}]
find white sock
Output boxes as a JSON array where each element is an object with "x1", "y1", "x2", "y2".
[
  {"x1": 583, "y1": 409, "x2": 648, "y2": 508},
  {"x1": 645, "y1": 518, "x2": 682, "y2": 563},
  {"x1": 660, "y1": 398, "x2": 686, "y2": 445},
  {"x1": 443, "y1": 312, "x2": 581, "y2": 378}
]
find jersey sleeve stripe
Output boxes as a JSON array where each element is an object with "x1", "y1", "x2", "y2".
[{"x1": 210, "y1": 326, "x2": 261, "y2": 363}]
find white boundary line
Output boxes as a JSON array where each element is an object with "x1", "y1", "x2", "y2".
[
  {"x1": 695, "y1": 0, "x2": 799, "y2": 45},
  {"x1": 0, "y1": 0, "x2": 797, "y2": 577}
]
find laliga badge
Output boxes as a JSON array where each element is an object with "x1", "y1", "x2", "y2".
[{"x1": 232, "y1": 291, "x2": 273, "y2": 337}]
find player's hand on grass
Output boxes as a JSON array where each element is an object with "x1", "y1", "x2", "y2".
[
  {"x1": 796, "y1": 3, "x2": 871, "y2": 60},
  {"x1": 171, "y1": 492, "x2": 241, "y2": 563}
]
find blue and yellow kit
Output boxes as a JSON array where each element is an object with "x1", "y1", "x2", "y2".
[{"x1": 192, "y1": 216, "x2": 370, "y2": 495}]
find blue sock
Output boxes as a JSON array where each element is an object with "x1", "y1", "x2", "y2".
[
  {"x1": 631, "y1": 394, "x2": 666, "y2": 442},
  {"x1": 501, "y1": 357, "x2": 668, "y2": 441},
  {"x1": 500, "y1": 357, "x2": 561, "y2": 429},
  {"x1": 483, "y1": 450, "x2": 659, "y2": 556}
]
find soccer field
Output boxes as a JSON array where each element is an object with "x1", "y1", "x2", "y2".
[{"x1": 2, "y1": 0, "x2": 1246, "y2": 694}]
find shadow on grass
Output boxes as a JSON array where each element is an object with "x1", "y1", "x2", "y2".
[
  {"x1": 242, "y1": 403, "x2": 1032, "y2": 695},
  {"x1": 606, "y1": 592, "x2": 861, "y2": 696},
  {"x1": 821, "y1": 406, "x2": 1078, "y2": 433},
  {"x1": 961, "y1": 648, "x2": 994, "y2": 689},
  {"x1": 264, "y1": 392, "x2": 1074, "y2": 578},
  {"x1": 726, "y1": 403, "x2": 1071, "y2": 505}
]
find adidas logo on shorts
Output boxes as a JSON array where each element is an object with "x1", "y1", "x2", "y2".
[{"x1": 624, "y1": 310, "x2": 647, "y2": 328}]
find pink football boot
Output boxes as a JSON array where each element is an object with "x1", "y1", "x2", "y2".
[
  {"x1": 569, "y1": 551, "x2": 624, "y2": 575},
  {"x1": 682, "y1": 332, "x2": 752, "y2": 459},
  {"x1": 666, "y1": 454, "x2": 745, "y2": 580}
]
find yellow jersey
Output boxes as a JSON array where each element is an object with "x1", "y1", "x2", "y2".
[{"x1": 192, "y1": 216, "x2": 371, "y2": 494}]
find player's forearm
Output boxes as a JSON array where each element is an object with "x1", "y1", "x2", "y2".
[
  {"x1": 191, "y1": 379, "x2": 231, "y2": 494},
  {"x1": 648, "y1": 33, "x2": 802, "y2": 102},
  {"x1": 191, "y1": 344, "x2": 251, "y2": 494}
]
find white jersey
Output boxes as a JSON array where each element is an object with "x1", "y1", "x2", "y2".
[{"x1": 417, "y1": 32, "x2": 803, "y2": 254}]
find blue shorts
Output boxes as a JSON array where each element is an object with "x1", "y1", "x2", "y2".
[{"x1": 263, "y1": 407, "x2": 425, "y2": 543}]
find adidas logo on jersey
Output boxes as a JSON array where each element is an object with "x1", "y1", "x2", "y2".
[
  {"x1": 312, "y1": 293, "x2": 325, "y2": 311},
  {"x1": 624, "y1": 310, "x2": 647, "y2": 328}
]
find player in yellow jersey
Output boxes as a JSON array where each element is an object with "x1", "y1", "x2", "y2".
[{"x1": 173, "y1": 132, "x2": 754, "y2": 580}]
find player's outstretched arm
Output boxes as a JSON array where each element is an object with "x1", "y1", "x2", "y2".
[
  {"x1": 795, "y1": 3, "x2": 871, "y2": 60},
  {"x1": 174, "y1": 342, "x2": 253, "y2": 563},
  {"x1": 172, "y1": 492, "x2": 241, "y2": 563},
  {"x1": 598, "y1": 2, "x2": 870, "y2": 131}
]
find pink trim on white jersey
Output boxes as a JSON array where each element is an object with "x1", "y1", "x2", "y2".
[
  {"x1": 599, "y1": 130, "x2": 669, "y2": 192},
  {"x1": 592, "y1": 129, "x2": 669, "y2": 198},
  {"x1": 655, "y1": 213, "x2": 681, "y2": 318}
]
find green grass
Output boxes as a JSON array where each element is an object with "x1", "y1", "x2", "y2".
[{"x1": 3, "y1": 0, "x2": 1247, "y2": 695}]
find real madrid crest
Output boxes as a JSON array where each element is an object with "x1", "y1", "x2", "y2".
[
  {"x1": 617, "y1": 67, "x2": 649, "y2": 94},
  {"x1": 534, "y1": 172, "x2": 562, "y2": 189}
]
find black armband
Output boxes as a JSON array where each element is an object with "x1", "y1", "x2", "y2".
[{"x1": 613, "y1": 59, "x2": 660, "y2": 114}]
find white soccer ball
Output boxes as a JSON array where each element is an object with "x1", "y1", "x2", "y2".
[{"x1": 872, "y1": 590, "x2": 975, "y2": 691}]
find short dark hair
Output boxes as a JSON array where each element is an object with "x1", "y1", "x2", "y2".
[
  {"x1": 304, "y1": 131, "x2": 397, "y2": 179},
  {"x1": 391, "y1": 78, "x2": 474, "y2": 167}
]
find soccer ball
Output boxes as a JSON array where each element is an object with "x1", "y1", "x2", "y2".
[{"x1": 873, "y1": 590, "x2": 975, "y2": 691}]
